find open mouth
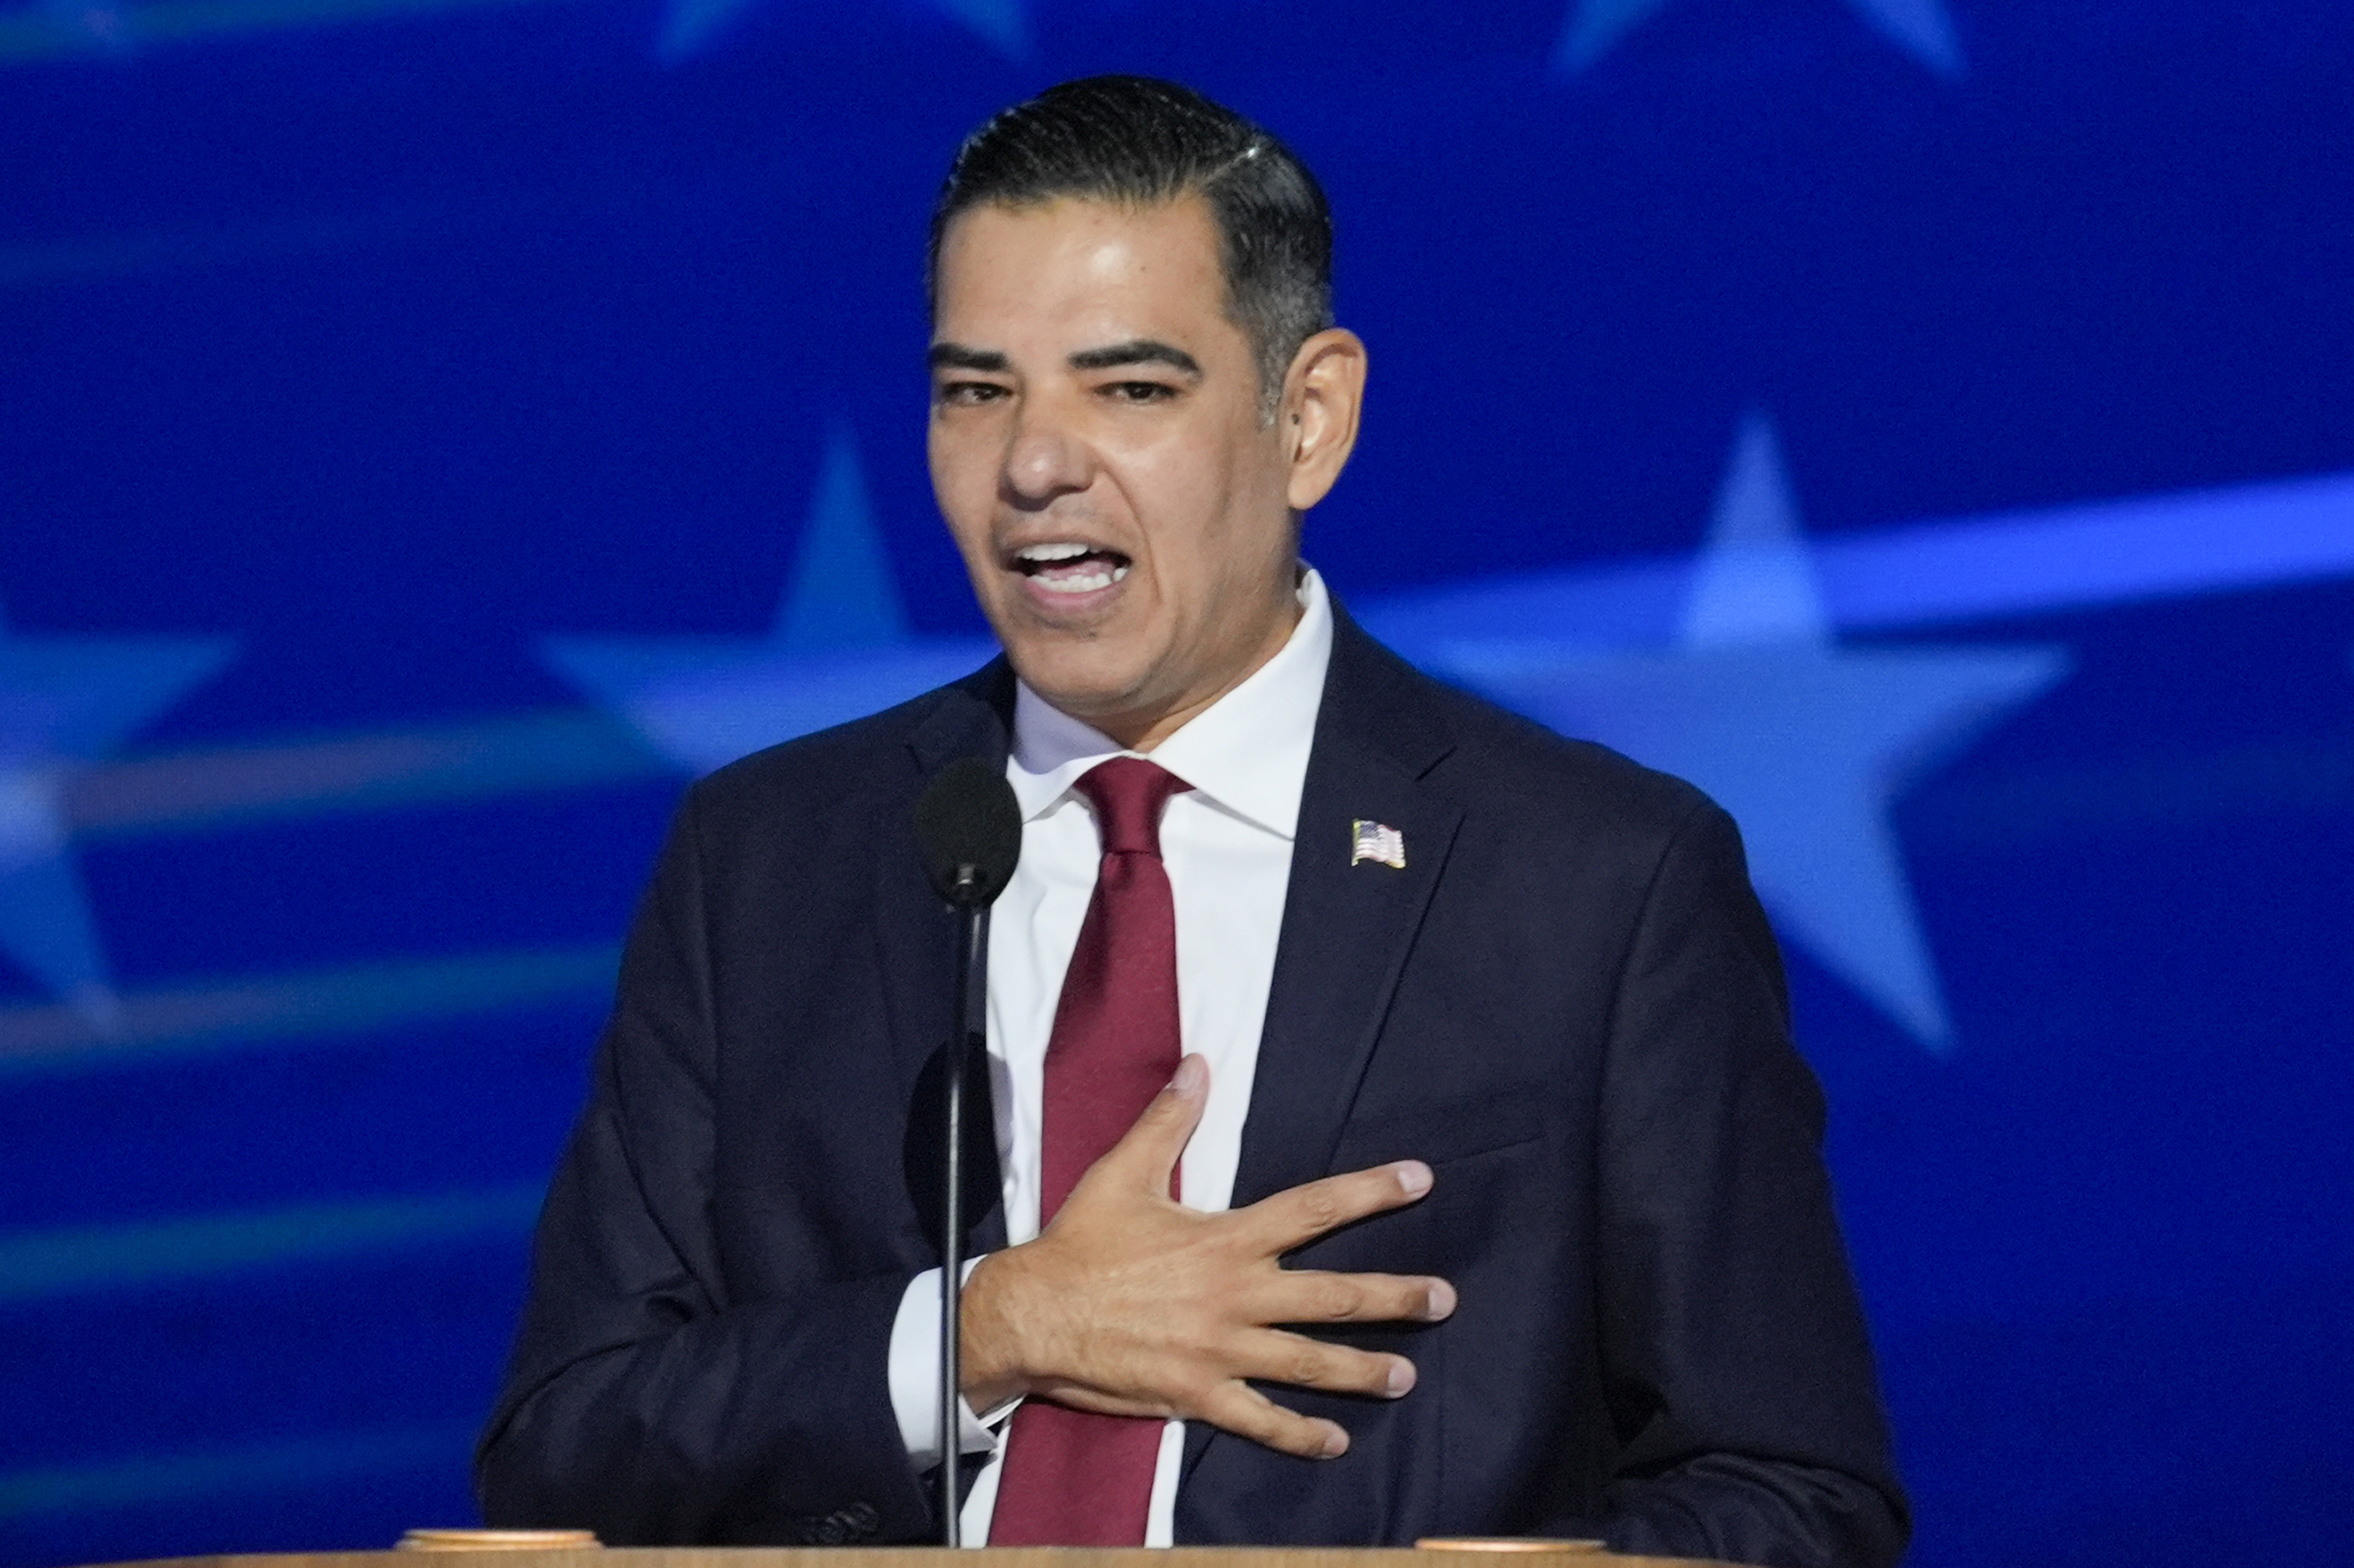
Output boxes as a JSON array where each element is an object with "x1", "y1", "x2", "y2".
[{"x1": 1012, "y1": 541, "x2": 1133, "y2": 596}]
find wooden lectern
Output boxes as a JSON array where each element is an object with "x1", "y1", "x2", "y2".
[{"x1": 73, "y1": 1545, "x2": 1757, "y2": 1568}]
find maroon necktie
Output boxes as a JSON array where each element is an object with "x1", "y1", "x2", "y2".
[{"x1": 988, "y1": 757, "x2": 1192, "y2": 1545}]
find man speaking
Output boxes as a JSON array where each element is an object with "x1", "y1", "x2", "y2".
[{"x1": 477, "y1": 75, "x2": 1906, "y2": 1568}]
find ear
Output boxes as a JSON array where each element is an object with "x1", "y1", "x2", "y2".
[{"x1": 1281, "y1": 328, "x2": 1368, "y2": 511}]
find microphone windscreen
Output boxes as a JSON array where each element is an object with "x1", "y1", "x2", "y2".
[{"x1": 913, "y1": 757, "x2": 1023, "y2": 908}]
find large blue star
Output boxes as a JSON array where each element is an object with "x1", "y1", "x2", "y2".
[
  {"x1": 1435, "y1": 416, "x2": 2065, "y2": 1050},
  {"x1": 0, "y1": 598, "x2": 236, "y2": 1025},
  {"x1": 1556, "y1": 0, "x2": 1965, "y2": 77},
  {"x1": 543, "y1": 422, "x2": 993, "y2": 774}
]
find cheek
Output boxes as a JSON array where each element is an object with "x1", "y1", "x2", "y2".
[{"x1": 1137, "y1": 455, "x2": 1244, "y2": 565}]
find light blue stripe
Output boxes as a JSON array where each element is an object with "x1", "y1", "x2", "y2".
[
  {"x1": 0, "y1": 1185, "x2": 544, "y2": 1302},
  {"x1": 0, "y1": 1422, "x2": 476, "y2": 1518},
  {"x1": 0, "y1": 944, "x2": 619, "y2": 1074},
  {"x1": 1361, "y1": 468, "x2": 2354, "y2": 652},
  {"x1": 0, "y1": 0, "x2": 585, "y2": 65},
  {"x1": 65, "y1": 708, "x2": 665, "y2": 842},
  {"x1": 1817, "y1": 469, "x2": 2354, "y2": 628},
  {"x1": 0, "y1": 211, "x2": 416, "y2": 286}
]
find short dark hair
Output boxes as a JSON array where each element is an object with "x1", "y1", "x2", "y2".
[{"x1": 928, "y1": 75, "x2": 1334, "y2": 416}]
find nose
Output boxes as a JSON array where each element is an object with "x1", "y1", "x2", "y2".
[{"x1": 1001, "y1": 399, "x2": 1094, "y2": 507}]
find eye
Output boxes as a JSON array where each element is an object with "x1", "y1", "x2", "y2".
[
  {"x1": 937, "y1": 379, "x2": 1010, "y2": 408},
  {"x1": 1103, "y1": 379, "x2": 1178, "y2": 404}
]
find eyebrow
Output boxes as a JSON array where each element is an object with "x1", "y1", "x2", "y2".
[
  {"x1": 926, "y1": 338, "x2": 1205, "y2": 378},
  {"x1": 1067, "y1": 339, "x2": 1202, "y2": 377},
  {"x1": 928, "y1": 343, "x2": 1010, "y2": 373}
]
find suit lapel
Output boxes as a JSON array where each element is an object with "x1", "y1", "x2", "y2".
[{"x1": 1227, "y1": 609, "x2": 1465, "y2": 1212}]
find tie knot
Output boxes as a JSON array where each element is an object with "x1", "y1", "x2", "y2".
[{"x1": 1074, "y1": 757, "x2": 1191, "y2": 858}]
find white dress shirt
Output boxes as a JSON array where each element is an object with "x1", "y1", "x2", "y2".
[{"x1": 886, "y1": 568, "x2": 1335, "y2": 1545}]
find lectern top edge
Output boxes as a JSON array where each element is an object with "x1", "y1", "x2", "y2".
[{"x1": 71, "y1": 1548, "x2": 1754, "y2": 1568}]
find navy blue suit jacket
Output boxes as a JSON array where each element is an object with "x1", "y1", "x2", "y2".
[{"x1": 477, "y1": 609, "x2": 1908, "y2": 1568}]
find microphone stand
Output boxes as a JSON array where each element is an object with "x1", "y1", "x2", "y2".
[{"x1": 939, "y1": 867, "x2": 989, "y2": 1547}]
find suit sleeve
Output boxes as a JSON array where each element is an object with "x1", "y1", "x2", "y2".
[
  {"x1": 474, "y1": 790, "x2": 936, "y2": 1545},
  {"x1": 1590, "y1": 801, "x2": 1910, "y2": 1568}
]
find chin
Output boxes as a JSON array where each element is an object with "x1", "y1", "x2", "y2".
[
  {"x1": 1022, "y1": 673, "x2": 1149, "y2": 730},
  {"x1": 1002, "y1": 636, "x2": 1155, "y2": 719}
]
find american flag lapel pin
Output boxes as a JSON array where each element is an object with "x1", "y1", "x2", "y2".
[{"x1": 1350, "y1": 819, "x2": 1406, "y2": 869}]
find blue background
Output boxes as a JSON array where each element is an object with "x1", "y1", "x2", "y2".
[{"x1": 3, "y1": 3, "x2": 2351, "y2": 1565}]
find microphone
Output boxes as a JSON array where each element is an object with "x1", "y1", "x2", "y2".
[
  {"x1": 911, "y1": 757, "x2": 1021, "y2": 1547},
  {"x1": 914, "y1": 756, "x2": 1023, "y2": 910}
]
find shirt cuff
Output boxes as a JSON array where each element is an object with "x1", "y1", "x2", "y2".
[{"x1": 889, "y1": 1259, "x2": 1015, "y2": 1469}]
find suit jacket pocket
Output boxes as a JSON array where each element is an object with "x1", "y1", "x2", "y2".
[{"x1": 1327, "y1": 1083, "x2": 1549, "y2": 1172}]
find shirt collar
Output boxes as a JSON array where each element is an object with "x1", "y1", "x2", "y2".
[{"x1": 1007, "y1": 567, "x2": 1333, "y2": 842}]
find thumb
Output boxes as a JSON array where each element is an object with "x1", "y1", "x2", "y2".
[{"x1": 1094, "y1": 1053, "x2": 1208, "y2": 1198}]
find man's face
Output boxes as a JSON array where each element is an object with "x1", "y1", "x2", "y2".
[{"x1": 928, "y1": 194, "x2": 1303, "y2": 749}]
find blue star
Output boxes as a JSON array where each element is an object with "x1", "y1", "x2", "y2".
[
  {"x1": 657, "y1": 0, "x2": 1028, "y2": 65},
  {"x1": 1435, "y1": 415, "x2": 2065, "y2": 1050},
  {"x1": 0, "y1": 597, "x2": 236, "y2": 1026},
  {"x1": 1556, "y1": 0, "x2": 1965, "y2": 77},
  {"x1": 543, "y1": 421, "x2": 993, "y2": 774}
]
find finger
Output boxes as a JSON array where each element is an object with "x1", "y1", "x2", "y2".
[
  {"x1": 1232, "y1": 1327, "x2": 1418, "y2": 1400},
  {"x1": 1196, "y1": 1378, "x2": 1351, "y2": 1460},
  {"x1": 1238, "y1": 1159, "x2": 1434, "y2": 1253},
  {"x1": 1079, "y1": 1053, "x2": 1209, "y2": 1199},
  {"x1": 1257, "y1": 1269, "x2": 1458, "y2": 1326}
]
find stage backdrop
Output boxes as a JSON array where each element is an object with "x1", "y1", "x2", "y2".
[{"x1": 2, "y1": 3, "x2": 2349, "y2": 1565}]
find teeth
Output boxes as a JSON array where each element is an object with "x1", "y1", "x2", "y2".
[
  {"x1": 1016, "y1": 542, "x2": 1094, "y2": 562},
  {"x1": 1034, "y1": 561, "x2": 1131, "y2": 594}
]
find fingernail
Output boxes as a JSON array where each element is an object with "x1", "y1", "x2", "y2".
[
  {"x1": 1425, "y1": 1280, "x2": 1457, "y2": 1320},
  {"x1": 1169, "y1": 1055, "x2": 1206, "y2": 1097},
  {"x1": 1385, "y1": 1359, "x2": 1415, "y2": 1396},
  {"x1": 1320, "y1": 1425, "x2": 1350, "y2": 1458},
  {"x1": 1395, "y1": 1161, "x2": 1432, "y2": 1197}
]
